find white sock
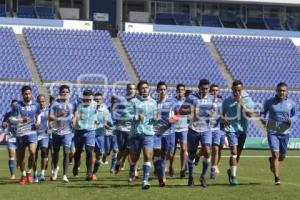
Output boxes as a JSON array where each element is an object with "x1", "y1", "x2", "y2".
[
  {"x1": 41, "y1": 170, "x2": 45, "y2": 176},
  {"x1": 230, "y1": 166, "x2": 237, "y2": 177},
  {"x1": 22, "y1": 171, "x2": 26, "y2": 176}
]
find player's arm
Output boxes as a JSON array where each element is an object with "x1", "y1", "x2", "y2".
[
  {"x1": 221, "y1": 100, "x2": 229, "y2": 126},
  {"x1": 237, "y1": 96, "x2": 254, "y2": 118},
  {"x1": 288, "y1": 102, "x2": 297, "y2": 125},
  {"x1": 2, "y1": 112, "x2": 9, "y2": 129},
  {"x1": 260, "y1": 100, "x2": 269, "y2": 126}
]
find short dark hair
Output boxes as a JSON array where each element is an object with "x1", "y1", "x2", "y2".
[
  {"x1": 11, "y1": 99, "x2": 18, "y2": 105},
  {"x1": 232, "y1": 80, "x2": 243, "y2": 87},
  {"x1": 94, "y1": 92, "x2": 103, "y2": 97},
  {"x1": 185, "y1": 89, "x2": 192, "y2": 98},
  {"x1": 83, "y1": 89, "x2": 93, "y2": 96},
  {"x1": 198, "y1": 79, "x2": 210, "y2": 87},
  {"x1": 277, "y1": 82, "x2": 288, "y2": 88},
  {"x1": 21, "y1": 85, "x2": 32, "y2": 94},
  {"x1": 137, "y1": 80, "x2": 149, "y2": 91},
  {"x1": 210, "y1": 84, "x2": 219, "y2": 90},
  {"x1": 59, "y1": 85, "x2": 70, "y2": 93},
  {"x1": 176, "y1": 83, "x2": 185, "y2": 90},
  {"x1": 156, "y1": 81, "x2": 167, "y2": 91},
  {"x1": 37, "y1": 94, "x2": 46, "y2": 101}
]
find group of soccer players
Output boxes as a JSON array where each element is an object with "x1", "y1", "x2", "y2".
[{"x1": 1, "y1": 79, "x2": 296, "y2": 189}]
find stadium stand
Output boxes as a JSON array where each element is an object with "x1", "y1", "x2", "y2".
[
  {"x1": 264, "y1": 17, "x2": 282, "y2": 30},
  {"x1": 212, "y1": 35, "x2": 300, "y2": 88},
  {"x1": 23, "y1": 28, "x2": 130, "y2": 83},
  {"x1": 155, "y1": 13, "x2": 176, "y2": 25},
  {"x1": 0, "y1": 4, "x2": 6, "y2": 17},
  {"x1": 35, "y1": 6, "x2": 55, "y2": 19},
  {"x1": 173, "y1": 13, "x2": 192, "y2": 26},
  {"x1": 17, "y1": 5, "x2": 36, "y2": 18},
  {"x1": 119, "y1": 32, "x2": 227, "y2": 86},
  {"x1": 201, "y1": 15, "x2": 223, "y2": 27},
  {"x1": 0, "y1": 27, "x2": 31, "y2": 81},
  {"x1": 246, "y1": 17, "x2": 267, "y2": 29}
]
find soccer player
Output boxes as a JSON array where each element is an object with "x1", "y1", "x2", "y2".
[
  {"x1": 114, "y1": 83, "x2": 137, "y2": 173},
  {"x1": 261, "y1": 82, "x2": 296, "y2": 185},
  {"x1": 92, "y1": 92, "x2": 113, "y2": 180},
  {"x1": 2, "y1": 100, "x2": 19, "y2": 180},
  {"x1": 209, "y1": 84, "x2": 225, "y2": 179},
  {"x1": 49, "y1": 85, "x2": 74, "y2": 183},
  {"x1": 11, "y1": 86, "x2": 39, "y2": 185},
  {"x1": 128, "y1": 80, "x2": 157, "y2": 189},
  {"x1": 73, "y1": 89, "x2": 97, "y2": 180},
  {"x1": 153, "y1": 81, "x2": 177, "y2": 186},
  {"x1": 222, "y1": 80, "x2": 254, "y2": 185},
  {"x1": 33, "y1": 94, "x2": 50, "y2": 182},
  {"x1": 180, "y1": 79, "x2": 215, "y2": 187},
  {"x1": 169, "y1": 84, "x2": 188, "y2": 178}
]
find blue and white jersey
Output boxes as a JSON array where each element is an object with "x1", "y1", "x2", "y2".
[
  {"x1": 50, "y1": 99, "x2": 74, "y2": 135},
  {"x1": 95, "y1": 104, "x2": 113, "y2": 136},
  {"x1": 130, "y1": 95, "x2": 157, "y2": 136},
  {"x1": 75, "y1": 101, "x2": 98, "y2": 131},
  {"x1": 222, "y1": 91, "x2": 254, "y2": 133},
  {"x1": 174, "y1": 97, "x2": 188, "y2": 132},
  {"x1": 261, "y1": 96, "x2": 297, "y2": 135},
  {"x1": 37, "y1": 107, "x2": 50, "y2": 139},
  {"x1": 211, "y1": 97, "x2": 223, "y2": 131},
  {"x1": 113, "y1": 96, "x2": 136, "y2": 133},
  {"x1": 154, "y1": 96, "x2": 175, "y2": 136},
  {"x1": 14, "y1": 101, "x2": 39, "y2": 136},
  {"x1": 184, "y1": 93, "x2": 215, "y2": 133},
  {"x1": 3, "y1": 110, "x2": 18, "y2": 142}
]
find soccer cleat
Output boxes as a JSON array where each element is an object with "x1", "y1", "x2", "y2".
[
  {"x1": 72, "y1": 166, "x2": 79, "y2": 177},
  {"x1": 19, "y1": 176, "x2": 27, "y2": 185},
  {"x1": 92, "y1": 173, "x2": 97, "y2": 181},
  {"x1": 142, "y1": 181, "x2": 151, "y2": 190},
  {"x1": 231, "y1": 176, "x2": 239, "y2": 186},
  {"x1": 210, "y1": 168, "x2": 216, "y2": 179},
  {"x1": 33, "y1": 175, "x2": 39, "y2": 183},
  {"x1": 128, "y1": 170, "x2": 135, "y2": 182},
  {"x1": 227, "y1": 169, "x2": 232, "y2": 185},
  {"x1": 63, "y1": 175, "x2": 69, "y2": 183},
  {"x1": 188, "y1": 178, "x2": 194, "y2": 187},
  {"x1": 26, "y1": 173, "x2": 33, "y2": 184},
  {"x1": 51, "y1": 168, "x2": 59, "y2": 181},
  {"x1": 200, "y1": 176, "x2": 207, "y2": 188},
  {"x1": 169, "y1": 167, "x2": 174, "y2": 177},
  {"x1": 86, "y1": 174, "x2": 93, "y2": 181},
  {"x1": 180, "y1": 170, "x2": 186, "y2": 178},
  {"x1": 275, "y1": 177, "x2": 281, "y2": 185},
  {"x1": 39, "y1": 174, "x2": 46, "y2": 181},
  {"x1": 159, "y1": 179, "x2": 166, "y2": 187}
]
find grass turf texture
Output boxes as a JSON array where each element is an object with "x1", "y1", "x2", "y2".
[{"x1": 0, "y1": 149, "x2": 299, "y2": 200}]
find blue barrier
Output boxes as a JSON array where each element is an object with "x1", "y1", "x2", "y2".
[{"x1": 0, "y1": 17, "x2": 63, "y2": 27}]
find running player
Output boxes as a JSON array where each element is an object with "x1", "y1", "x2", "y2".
[{"x1": 261, "y1": 82, "x2": 296, "y2": 185}]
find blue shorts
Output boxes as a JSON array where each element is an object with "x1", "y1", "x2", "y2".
[
  {"x1": 38, "y1": 137, "x2": 49, "y2": 149},
  {"x1": 52, "y1": 133, "x2": 73, "y2": 149},
  {"x1": 175, "y1": 131, "x2": 188, "y2": 144},
  {"x1": 153, "y1": 134, "x2": 175, "y2": 153},
  {"x1": 74, "y1": 130, "x2": 96, "y2": 150},
  {"x1": 115, "y1": 130, "x2": 130, "y2": 152},
  {"x1": 7, "y1": 141, "x2": 17, "y2": 150},
  {"x1": 187, "y1": 129, "x2": 212, "y2": 152},
  {"x1": 16, "y1": 134, "x2": 38, "y2": 150},
  {"x1": 129, "y1": 135, "x2": 153, "y2": 154},
  {"x1": 268, "y1": 133, "x2": 289, "y2": 155},
  {"x1": 212, "y1": 130, "x2": 222, "y2": 145},
  {"x1": 104, "y1": 134, "x2": 118, "y2": 154},
  {"x1": 95, "y1": 135, "x2": 105, "y2": 154},
  {"x1": 219, "y1": 134, "x2": 226, "y2": 148},
  {"x1": 226, "y1": 132, "x2": 247, "y2": 148}
]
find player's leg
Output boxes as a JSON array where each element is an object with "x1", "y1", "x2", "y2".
[
  {"x1": 110, "y1": 135, "x2": 119, "y2": 173},
  {"x1": 93, "y1": 135, "x2": 104, "y2": 179},
  {"x1": 153, "y1": 134, "x2": 162, "y2": 179},
  {"x1": 128, "y1": 135, "x2": 141, "y2": 182},
  {"x1": 84, "y1": 131, "x2": 95, "y2": 180},
  {"x1": 211, "y1": 131, "x2": 221, "y2": 179},
  {"x1": 236, "y1": 133, "x2": 247, "y2": 163},
  {"x1": 217, "y1": 134, "x2": 226, "y2": 173},
  {"x1": 168, "y1": 132, "x2": 178, "y2": 177},
  {"x1": 166, "y1": 133, "x2": 175, "y2": 178},
  {"x1": 226, "y1": 132, "x2": 239, "y2": 185},
  {"x1": 142, "y1": 135, "x2": 154, "y2": 189},
  {"x1": 27, "y1": 135, "x2": 37, "y2": 184},
  {"x1": 179, "y1": 131, "x2": 188, "y2": 178},
  {"x1": 187, "y1": 129, "x2": 199, "y2": 186},
  {"x1": 51, "y1": 134, "x2": 61, "y2": 181},
  {"x1": 7, "y1": 142, "x2": 17, "y2": 179},
  {"x1": 73, "y1": 132, "x2": 84, "y2": 177},
  {"x1": 199, "y1": 131, "x2": 212, "y2": 188}
]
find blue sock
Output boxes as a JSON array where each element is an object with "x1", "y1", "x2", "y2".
[
  {"x1": 9, "y1": 159, "x2": 15, "y2": 176},
  {"x1": 188, "y1": 160, "x2": 194, "y2": 180},
  {"x1": 111, "y1": 156, "x2": 117, "y2": 171},
  {"x1": 201, "y1": 158, "x2": 210, "y2": 177},
  {"x1": 143, "y1": 162, "x2": 151, "y2": 182},
  {"x1": 161, "y1": 159, "x2": 166, "y2": 179},
  {"x1": 93, "y1": 160, "x2": 101, "y2": 174}
]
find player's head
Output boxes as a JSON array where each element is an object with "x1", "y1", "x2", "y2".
[
  {"x1": 198, "y1": 79, "x2": 210, "y2": 97},
  {"x1": 21, "y1": 85, "x2": 32, "y2": 103},
  {"x1": 126, "y1": 83, "x2": 136, "y2": 97},
  {"x1": 157, "y1": 81, "x2": 168, "y2": 99},
  {"x1": 59, "y1": 85, "x2": 70, "y2": 100},
  {"x1": 276, "y1": 82, "x2": 288, "y2": 100},
  {"x1": 37, "y1": 94, "x2": 46, "y2": 109},
  {"x1": 10, "y1": 99, "x2": 18, "y2": 110},
  {"x1": 231, "y1": 80, "x2": 244, "y2": 98},
  {"x1": 137, "y1": 80, "x2": 149, "y2": 98},
  {"x1": 176, "y1": 84, "x2": 185, "y2": 98},
  {"x1": 94, "y1": 92, "x2": 103, "y2": 105},
  {"x1": 82, "y1": 89, "x2": 93, "y2": 106},
  {"x1": 210, "y1": 84, "x2": 220, "y2": 97}
]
